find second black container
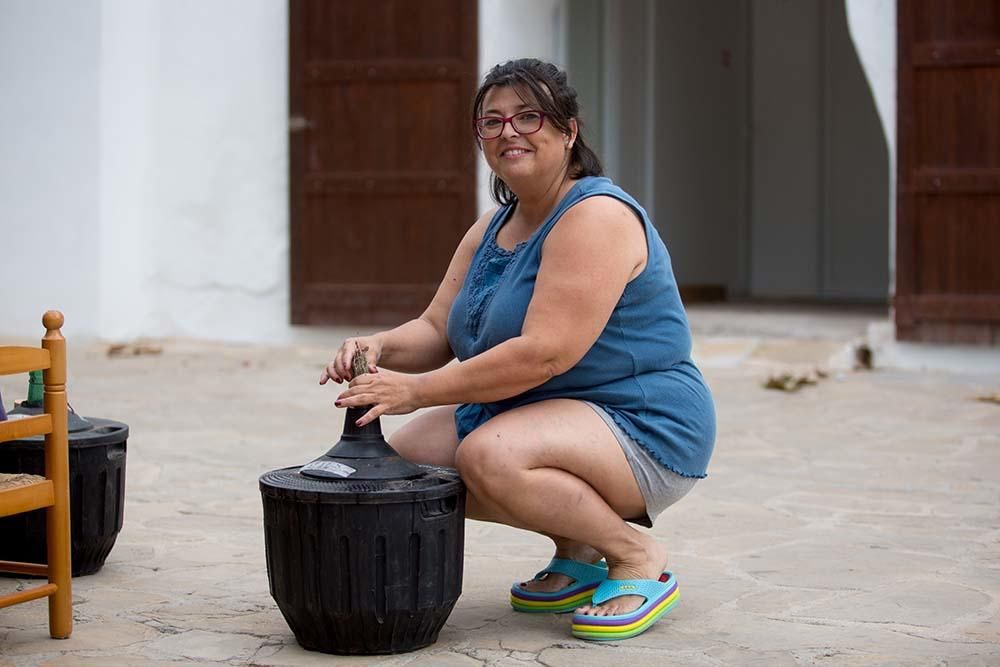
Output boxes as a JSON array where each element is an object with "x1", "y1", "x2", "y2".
[{"x1": 0, "y1": 416, "x2": 128, "y2": 576}]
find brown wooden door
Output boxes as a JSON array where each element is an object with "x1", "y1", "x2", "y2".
[
  {"x1": 896, "y1": 0, "x2": 1000, "y2": 344},
  {"x1": 290, "y1": 0, "x2": 478, "y2": 325}
]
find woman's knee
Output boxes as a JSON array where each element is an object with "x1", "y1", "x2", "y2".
[
  {"x1": 453, "y1": 435, "x2": 482, "y2": 486},
  {"x1": 455, "y1": 429, "x2": 518, "y2": 496}
]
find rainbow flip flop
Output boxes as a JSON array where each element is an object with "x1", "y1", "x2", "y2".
[
  {"x1": 510, "y1": 558, "x2": 609, "y2": 614},
  {"x1": 570, "y1": 571, "x2": 679, "y2": 640}
]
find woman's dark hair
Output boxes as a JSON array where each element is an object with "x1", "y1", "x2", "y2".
[{"x1": 472, "y1": 59, "x2": 604, "y2": 205}]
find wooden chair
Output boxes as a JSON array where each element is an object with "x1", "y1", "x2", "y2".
[{"x1": 0, "y1": 311, "x2": 72, "y2": 638}]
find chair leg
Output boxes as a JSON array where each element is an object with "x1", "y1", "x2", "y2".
[{"x1": 46, "y1": 490, "x2": 72, "y2": 638}]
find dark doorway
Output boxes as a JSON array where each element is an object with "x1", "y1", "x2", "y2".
[{"x1": 567, "y1": 1, "x2": 890, "y2": 305}]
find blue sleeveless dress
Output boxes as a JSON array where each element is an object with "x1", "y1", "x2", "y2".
[{"x1": 445, "y1": 177, "x2": 715, "y2": 478}]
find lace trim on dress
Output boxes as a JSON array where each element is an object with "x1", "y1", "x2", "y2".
[{"x1": 465, "y1": 228, "x2": 524, "y2": 338}]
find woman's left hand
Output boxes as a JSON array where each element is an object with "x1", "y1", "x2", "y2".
[{"x1": 335, "y1": 368, "x2": 421, "y2": 427}]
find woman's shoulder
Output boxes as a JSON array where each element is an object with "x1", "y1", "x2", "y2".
[
  {"x1": 555, "y1": 190, "x2": 643, "y2": 234},
  {"x1": 541, "y1": 191, "x2": 646, "y2": 268}
]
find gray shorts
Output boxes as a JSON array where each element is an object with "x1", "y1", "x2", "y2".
[{"x1": 582, "y1": 401, "x2": 699, "y2": 528}]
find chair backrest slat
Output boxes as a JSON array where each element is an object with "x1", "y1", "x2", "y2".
[
  {"x1": 0, "y1": 414, "x2": 53, "y2": 443},
  {"x1": 0, "y1": 347, "x2": 51, "y2": 376}
]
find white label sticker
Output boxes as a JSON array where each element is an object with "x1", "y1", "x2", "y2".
[{"x1": 301, "y1": 459, "x2": 356, "y2": 478}]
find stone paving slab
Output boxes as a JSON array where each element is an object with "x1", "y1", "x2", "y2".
[{"x1": 1, "y1": 317, "x2": 999, "y2": 665}]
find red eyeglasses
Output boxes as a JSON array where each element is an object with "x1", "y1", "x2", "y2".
[{"x1": 474, "y1": 110, "x2": 547, "y2": 140}]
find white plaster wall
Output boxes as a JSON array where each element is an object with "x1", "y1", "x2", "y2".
[
  {"x1": 98, "y1": 0, "x2": 157, "y2": 341},
  {"x1": 845, "y1": 0, "x2": 897, "y2": 293},
  {"x1": 98, "y1": 0, "x2": 289, "y2": 343},
  {"x1": 2, "y1": 0, "x2": 288, "y2": 344},
  {"x1": 1, "y1": 0, "x2": 102, "y2": 339},
  {"x1": 143, "y1": 0, "x2": 288, "y2": 342},
  {"x1": 477, "y1": 0, "x2": 567, "y2": 214}
]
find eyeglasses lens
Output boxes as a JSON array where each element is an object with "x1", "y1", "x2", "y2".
[
  {"x1": 476, "y1": 119, "x2": 501, "y2": 139},
  {"x1": 512, "y1": 112, "x2": 542, "y2": 134},
  {"x1": 476, "y1": 112, "x2": 543, "y2": 139}
]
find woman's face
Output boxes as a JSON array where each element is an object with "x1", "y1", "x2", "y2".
[{"x1": 478, "y1": 85, "x2": 574, "y2": 191}]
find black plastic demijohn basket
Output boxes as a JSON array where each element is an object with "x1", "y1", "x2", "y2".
[
  {"x1": 0, "y1": 370, "x2": 128, "y2": 576},
  {"x1": 259, "y1": 357, "x2": 466, "y2": 655}
]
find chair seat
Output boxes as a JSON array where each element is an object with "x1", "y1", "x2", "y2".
[{"x1": 0, "y1": 473, "x2": 47, "y2": 489}]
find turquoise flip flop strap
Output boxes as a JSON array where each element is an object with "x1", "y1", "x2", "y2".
[
  {"x1": 533, "y1": 558, "x2": 608, "y2": 584},
  {"x1": 591, "y1": 572, "x2": 673, "y2": 606}
]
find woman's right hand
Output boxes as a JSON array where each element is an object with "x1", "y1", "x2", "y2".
[{"x1": 319, "y1": 336, "x2": 383, "y2": 385}]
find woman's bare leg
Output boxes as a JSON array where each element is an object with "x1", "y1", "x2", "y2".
[
  {"x1": 456, "y1": 399, "x2": 668, "y2": 617},
  {"x1": 390, "y1": 406, "x2": 601, "y2": 594}
]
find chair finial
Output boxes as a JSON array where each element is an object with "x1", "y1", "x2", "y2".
[{"x1": 43, "y1": 311, "x2": 64, "y2": 332}]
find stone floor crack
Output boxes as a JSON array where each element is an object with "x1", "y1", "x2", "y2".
[
  {"x1": 452, "y1": 646, "x2": 489, "y2": 665},
  {"x1": 888, "y1": 628, "x2": 991, "y2": 645},
  {"x1": 132, "y1": 615, "x2": 186, "y2": 635},
  {"x1": 238, "y1": 637, "x2": 281, "y2": 666}
]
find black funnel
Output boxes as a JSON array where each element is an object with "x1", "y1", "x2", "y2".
[{"x1": 300, "y1": 407, "x2": 423, "y2": 481}]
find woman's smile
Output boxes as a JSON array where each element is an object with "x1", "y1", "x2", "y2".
[{"x1": 500, "y1": 147, "x2": 533, "y2": 159}]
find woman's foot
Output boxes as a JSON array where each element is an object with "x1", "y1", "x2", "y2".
[
  {"x1": 574, "y1": 534, "x2": 668, "y2": 617},
  {"x1": 518, "y1": 542, "x2": 603, "y2": 593}
]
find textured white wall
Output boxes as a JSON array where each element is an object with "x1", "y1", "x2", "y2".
[
  {"x1": 98, "y1": 0, "x2": 157, "y2": 340},
  {"x1": 1, "y1": 0, "x2": 102, "y2": 338},
  {"x1": 1, "y1": 0, "x2": 288, "y2": 343},
  {"x1": 142, "y1": 0, "x2": 288, "y2": 342},
  {"x1": 100, "y1": 0, "x2": 288, "y2": 342}
]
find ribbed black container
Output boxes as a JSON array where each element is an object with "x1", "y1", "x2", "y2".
[
  {"x1": 260, "y1": 406, "x2": 465, "y2": 655},
  {"x1": 0, "y1": 416, "x2": 128, "y2": 576}
]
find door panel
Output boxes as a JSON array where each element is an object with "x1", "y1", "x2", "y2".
[
  {"x1": 897, "y1": 0, "x2": 1000, "y2": 343},
  {"x1": 290, "y1": 0, "x2": 478, "y2": 325}
]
